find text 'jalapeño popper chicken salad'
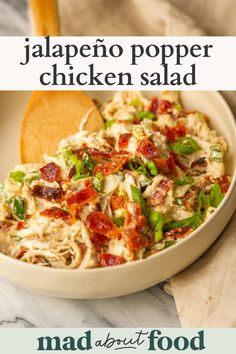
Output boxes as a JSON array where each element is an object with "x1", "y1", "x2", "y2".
[{"x1": 0, "y1": 92, "x2": 231, "y2": 269}]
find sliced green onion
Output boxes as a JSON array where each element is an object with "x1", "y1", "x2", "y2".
[
  {"x1": 112, "y1": 217, "x2": 125, "y2": 227},
  {"x1": 13, "y1": 197, "x2": 26, "y2": 221},
  {"x1": 170, "y1": 137, "x2": 201, "y2": 155},
  {"x1": 164, "y1": 240, "x2": 177, "y2": 249},
  {"x1": 210, "y1": 145, "x2": 223, "y2": 162},
  {"x1": 9, "y1": 171, "x2": 25, "y2": 184},
  {"x1": 92, "y1": 173, "x2": 104, "y2": 192},
  {"x1": 209, "y1": 183, "x2": 224, "y2": 208},
  {"x1": 130, "y1": 185, "x2": 149, "y2": 218},
  {"x1": 146, "y1": 160, "x2": 158, "y2": 176},
  {"x1": 128, "y1": 158, "x2": 147, "y2": 174},
  {"x1": 105, "y1": 119, "x2": 116, "y2": 129},
  {"x1": 149, "y1": 211, "x2": 164, "y2": 242},
  {"x1": 73, "y1": 173, "x2": 90, "y2": 181},
  {"x1": 130, "y1": 98, "x2": 142, "y2": 107},
  {"x1": 137, "y1": 111, "x2": 155, "y2": 120},
  {"x1": 82, "y1": 153, "x2": 94, "y2": 171},
  {"x1": 175, "y1": 176, "x2": 194, "y2": 186},
  {"x1": 197, "y1": 191, "x2": 210, "y2": 216},
  {"x1": 67, "y1": 154, "x2": 90, "y2": 181},
  {"x1": 164, "y1": 212, "x2": 203, "y2": 231}
]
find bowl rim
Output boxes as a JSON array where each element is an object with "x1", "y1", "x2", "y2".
[{"x1": 0, "y1": 90, "x2": 235, "y2": 275}]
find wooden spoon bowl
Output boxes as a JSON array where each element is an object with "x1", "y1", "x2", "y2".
[
  {"x1": 20, "y1": 91, "x2": 104, "y2": 163},
  {"x1": 20, "y1": 0, "x2": 104, "y2": 163}
]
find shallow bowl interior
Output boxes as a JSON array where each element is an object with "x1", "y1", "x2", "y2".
[{"x1": 0, "y1": 91, "x2": 235, "y2": 298}]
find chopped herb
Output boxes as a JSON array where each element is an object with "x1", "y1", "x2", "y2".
[
  {"x1": 175, "y1": 176, "x2": 194, "y2": 186},
  {"x1": 164, "y1": 240, "x2": 177, "y2": 249},
  {"x1": 175, "y1": 197, "x2": 183, "y2": 206},
  {"x1": 13, "y1": 197, "x2": 26, "y2": 221},
  {"x1": 137, "y1": 111, "x2": 155, "y2": 120},
  {"x1": 128, "y1": 158, "x2": 147, "y2": 174},
  {"x1": 209, "y1": 183, "x2": 224, "y2": 208},
  {"x1": 146, "y1": 160, "x2": 158, "y2": 176},
  {"x1": 198, "y1": 191, "x2": 210, "y2": 216},
  {"x1": 130, "y1": 98, "x2": 142, "y2": 107},
  {"x1": 210, "y1": 145, "x2": 223, "y2": 162},
  {"x1": 112, "y1": 217, "x2": 125, "y2": 227},
  {"x1": 149, "y1": 211, "x2": 164, "y2": 242},
  {"x1": 82, "y1": 153, "x2": 95, "y2": 171},
  {"x1": 164, "y1": 212, "x2": 203, "y2": 231},
  {"x1": 92, "y1": 173, "x2": 104, "y2": 192},
  {"x1": 67, "y1": 154, "x2": 89, "y2": 181},
  {"x1": 130, "y1": 185, "x2": 149, "y2": 218},
  {"x1": 9, "y1": 171, "x2": 25, "y2": 184},
  {"x1": 105, "y1": 119, "x2": 116, "y2": 129},
  {"x1": 170, "y1": 137, "x2": 201, "y2": 155}
]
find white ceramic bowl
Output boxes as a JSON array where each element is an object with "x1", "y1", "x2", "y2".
[{"x1": 0, "y1": 91, "x2": 235, "y2": 299}]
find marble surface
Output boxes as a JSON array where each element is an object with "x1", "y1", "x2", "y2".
[{"x1": 0, "y1": 0, "x2": 234, "y2": 329}]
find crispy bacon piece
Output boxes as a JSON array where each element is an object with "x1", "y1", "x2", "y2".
[
  {"x1": 0, "y1": 221, "x2": 13, "y2": 230},
  {"x1": 31, "y1": 185, "x2": 63, "y2": 201},
  {"x1": 154, "y1": 158, "x2": 169, "y2": 175},
  {"x1": 86, "y1": 211, "x2": 120, "y2": 238},
  {"x1": 40, "y1": 162, "x2": 61, "y2": 182},
  {"x1": 104, "y1": 136, "x2": 116, "y2": 148},
  {"x1": 16, "y1": 221, "x2": 25, "y2": 231},
  {"x1": 169, "y1": 151, "x2": 187, "y2": 171},
  {"x1": 87, "y1": 150, "x2": 112, "y2": 159},
  {"x1": 217, "y1": 175, "x2": 230, "y2": 193},
  {"x1": 154, "y1": 154, "x2": 179, "y2": 176},
  {"x1": 165, "y1": 123, "x2": 186, "y2": 143},
  {"x1": 94, "y1": 154, "x2": 129, "y2": 176},
  {"x1": 16, "y1": 246, "x2": 28, "y2": 259},
  {"x1": 126, "y1": 228, "x2": 148, "y2": 251},
  {"x1": 125, "y1": 202, "x2": 142, "y2": 227},
  {"x1": 122, "y1": 202, "x2": 149, "y2": 253},
  {"x1": 110, "y1": 195, "x2": 126, "y2": 210},
  {"x1": 164, "y1": 227, "x2": 192, "y2": 239},
  {"x1": 68, "y1": 165, "x2": 76, "y2": 179},
  {"x1": 41, "y1": 207, "x2": 70, "y2": 222},
  {"x1": 86, "y1": 211, "x2": 113, "y2": 234},
  {"x1": 167, "y1": 153, "x2": 179, "y2": 177},
  {"x1": 91, "y1": 233, "x2": 108, "y2": 252},
  {"x1": 118, "y1": 133, "x2": 132, "y2": 149},
  {"x1": 100, "y1": 253, "x2": 125, "y2": 267},
  {"x1": 66, "y1": 184, "x2": 98, "y2": 207},
  {"x1": 158, "y1": 100, "x2": 172, "y2": 114},
  {"x1": 136, "y1": 138, "x2": 158, "y2": 159},
  {"x1": 148, "y1": 177, "x2": 173, "y2": 206},
  {"x1": 87, "y1": 150, "x2": 129, "y2": 168},
  {"x1": 149, "y1": 97, "x2": 159, "y2": 114}
]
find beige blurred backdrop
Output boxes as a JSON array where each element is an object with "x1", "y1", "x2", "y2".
[{"x1": 58, "y1": 0, "x2": 236, "y2": 36}]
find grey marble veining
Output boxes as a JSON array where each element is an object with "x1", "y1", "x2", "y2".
[
  {"x1": 0, "y1": 0, "x2": 29, "y2": 36},
  {"x1": 0, "y1": 278, "x2": 179, "y2": 327}
]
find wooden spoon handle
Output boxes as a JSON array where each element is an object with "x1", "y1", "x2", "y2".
[{"x1": 29, "y1": 0, "x2": 60, "y2": 36}]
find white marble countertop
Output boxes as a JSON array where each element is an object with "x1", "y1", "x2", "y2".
[{"x1": 0, "y1": 0, "x2": 180, "y2": 328}]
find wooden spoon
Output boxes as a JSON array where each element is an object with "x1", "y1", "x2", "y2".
[{"x1": 20, "y1": 0, "x2": 104, "y2": 163}]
